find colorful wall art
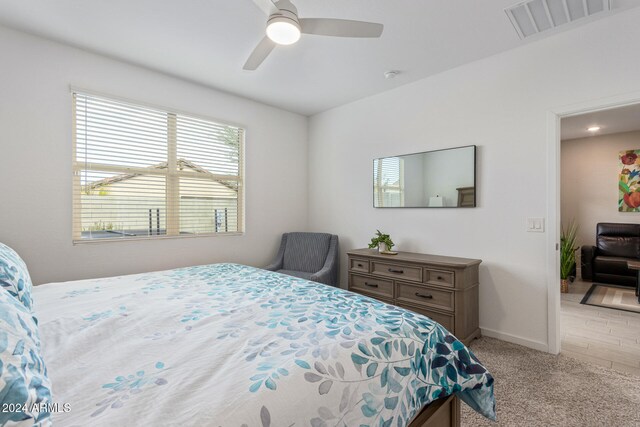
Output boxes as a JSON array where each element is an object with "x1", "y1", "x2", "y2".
[{"x1": 619, "y1": 149, "x2": 640, "y2": 212}]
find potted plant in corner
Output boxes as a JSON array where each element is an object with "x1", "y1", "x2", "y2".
[
  {"x1": 368, "y1": 230, "x2": 395, "y2": 254},
  {"x1": 560, "y1": 220, "x2": 579, "y2": 293}
]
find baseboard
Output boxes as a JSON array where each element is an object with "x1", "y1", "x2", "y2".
[{"x1": 480, "y1": 327, "x2": 549, "y2": 352}]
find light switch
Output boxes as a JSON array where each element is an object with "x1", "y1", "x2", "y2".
[{"x1": 527, "y1": 217, "x2": 545, "y2": 232}]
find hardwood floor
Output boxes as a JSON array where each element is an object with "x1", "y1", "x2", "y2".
[{"x1": 561, "y1": 278, "x2": 640, "y2": 375}]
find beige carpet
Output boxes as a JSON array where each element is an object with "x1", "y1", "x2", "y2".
[
  {"x1": 461, "y1": 337, "x2": 640, "y2": 426},
  {"x1": 581, "y1": 284, "x2": 640, "y2": 314}
]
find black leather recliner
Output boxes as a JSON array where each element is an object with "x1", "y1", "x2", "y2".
[{"x1": 581, "y1": 223, "x2": 640, "y2": 287}]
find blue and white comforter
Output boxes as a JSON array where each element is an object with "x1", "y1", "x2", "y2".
[{"x1": 34, "y1": 263, "x2": 495, "y2": 426}]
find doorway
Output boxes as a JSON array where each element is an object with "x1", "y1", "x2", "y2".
[{"x1": 548, "y1": 93, "x2": 640, "y2": 372}]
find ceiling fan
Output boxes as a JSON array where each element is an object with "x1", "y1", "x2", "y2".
[{"x1": 244, "y1": 0, "x2": 384, "y2": 70}]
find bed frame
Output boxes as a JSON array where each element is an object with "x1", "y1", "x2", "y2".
[{"x1": 408, "y1": 395, "x2": 460, "y2": 427}]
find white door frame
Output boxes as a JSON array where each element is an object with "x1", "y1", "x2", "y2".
[{"x1": 546, "y1": 91, "x2": 640, "y2": 354}]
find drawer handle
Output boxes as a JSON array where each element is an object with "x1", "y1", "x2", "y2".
[
  {"x1": 364, "y1": 282, "x2": 379, "y2": 288},
  {"x1": 357, "y1": 263, "x2": 363, "y2": 267},
  {"x1": 388, "y1": 268, "x2": 404, "y2": 274},
  {"x1": 437, "y1": 276, "x2": 444, "y2": 280},
  {"x1": 415, "y1": 292, "x2": 433, "y2": 299}
]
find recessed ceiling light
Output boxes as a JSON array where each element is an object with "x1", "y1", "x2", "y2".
[
  {"x1": 384, "y1": 70, "x2": 400, "y2": 79},
  {"x1": 587, "y1": 126, "x2": 601, "y2": 132}
]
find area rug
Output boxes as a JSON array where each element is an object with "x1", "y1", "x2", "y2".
[
  {"x1": 461, "y1": 337, "x2": 640, "y2": 427},
  {"x1": 580, "y1": 283, "x2": 640, "y2": 314}
]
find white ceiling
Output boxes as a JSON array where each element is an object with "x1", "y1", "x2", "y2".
[
  {"x1": 0, "y1": 0, "x2": 638, "y2": 115},
  {"x1": 562, "y1": 103, "x2": 640, "y2": 140}
]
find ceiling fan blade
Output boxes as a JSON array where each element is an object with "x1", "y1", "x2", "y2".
[
  {"x1": 243, "y1": 36, "x2": 277, "y2": 70},
  {"x1": 299, "y1": 18, "x2": 383, "y2": 38},
  {"x1": 250, "y1": 0, "x2": 278, "y2": 16}
]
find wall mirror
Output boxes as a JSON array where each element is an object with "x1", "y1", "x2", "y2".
[{"x1": 373, "y1": 145, "x2": 476, "y2": 208}]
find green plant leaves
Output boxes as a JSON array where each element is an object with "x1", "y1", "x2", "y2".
[
  {"x1": 560, "y1": 219, "x2": 579, "y2": 279},
  {"x1": 368, "y1": 230, "x2": 395, "y2": 249},
  {"x1": 620, "y1": 180, "x2": 630, "y2": 194}
]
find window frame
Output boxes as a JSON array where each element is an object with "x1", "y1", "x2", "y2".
[{"x1": 71, "y1": 87, "x2": 245, "y2": 244}]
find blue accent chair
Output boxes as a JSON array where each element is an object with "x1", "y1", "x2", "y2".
[{"x1": 265, "y1": 232, "x2": 339, "y2": 287}]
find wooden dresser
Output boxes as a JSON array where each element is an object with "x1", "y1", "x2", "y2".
[{"x1": 347, "y1": 248, "x2": 482, "y2": 345}]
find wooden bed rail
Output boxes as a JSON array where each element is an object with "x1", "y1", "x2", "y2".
[{"x1": 408, "y1": 395, "x2": 460, "y2": 427}]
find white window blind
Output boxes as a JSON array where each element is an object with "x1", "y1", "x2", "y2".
[
  {"x1": 72, "y1": 92, "x2": 244, "y2": 242},
  {"x1": 373, "y1": 157, "x2": 404, "y2": 207}
]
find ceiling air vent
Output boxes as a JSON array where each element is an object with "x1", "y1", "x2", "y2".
[{"x1": 505, "y1": 0, "x2": 611, "y2": 39}]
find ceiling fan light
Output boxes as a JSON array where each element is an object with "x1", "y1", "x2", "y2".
[{"x1": 266, "y1": 17, "x2": 301, "y2": 45}]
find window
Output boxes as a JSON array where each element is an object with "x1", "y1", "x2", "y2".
[
  {"x1": 72, "y1": 92, "x2": 244, "y2": 242},
  {"x1": 373, "y1": 157, "x2": 404, "y2": 207}
]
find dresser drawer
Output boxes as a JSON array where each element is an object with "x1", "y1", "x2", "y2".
[
  {"x1": 349, "y1": 274, "x2": 394, "y2": 299},
  {"x1": 396, "y1": 282, "x2": 454, "y2": 312},
  {"x1": 349, "y1": 258, "x2": 370, "y2": 273},
  {"x1": 371, "y1": 261, "x2": 422, "y2": 283},
  {"x1": 424, "y1": 269, "x2": 455, "y2": 287},
  {"x1": 399, "y1": 303, "x2": 454, "y2": 332}
]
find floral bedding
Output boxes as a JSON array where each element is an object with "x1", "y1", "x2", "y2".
[
  {"x1": 33, "y1": 263, "x2": 495, "y2": 426},
  {"x1": 0, "y1": 242, "x2": 34, "y2": 311},
  {"x1": 0, "y1": 288, "x2": 52, "y2": 426}
]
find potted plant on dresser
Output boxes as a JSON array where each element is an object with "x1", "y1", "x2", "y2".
[
  {"x1": 368, "y1": 230, "x2": 396, "y2": 254},
  {"x1": 560, "y1": 220, "x2": 579, "y2": 293}
]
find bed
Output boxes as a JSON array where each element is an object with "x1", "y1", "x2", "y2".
[{"x1": 17, "y1": 262, "x2": 495, "y2": 426}]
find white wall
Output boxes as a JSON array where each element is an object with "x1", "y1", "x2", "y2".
[
  {"x1": 0, "y1": 25, "x2": 308, "y2": 284},
  {"x1": 561, "y1": 131, "x2": 640, "y2": 251},
  {"x1": 308, "y1": 9, "x2": 640, "y2": 351}
]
